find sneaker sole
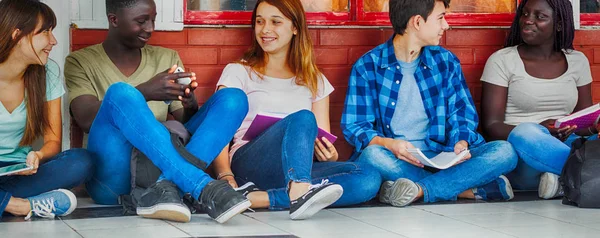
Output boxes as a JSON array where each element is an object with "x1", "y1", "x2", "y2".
[
  {"x1": 214, "y1": 199, "x2": 252, "y2": 224},
  {"x1": 137, "y1": 203, "x2": 191, "y2": 223},
  {"x1": 57, "y1": 189, "x2": 78, "y2": 216},
  {"x1": 290, "y1": 184, "x2": 343, "y2": 220},
  {"x1": 498, "y1": 175, "x2": 515, "y2": 200},
  {"x1": 538, "y1": 173, "x2": 559, "y2": 199},
  {"x1": 379, "y1": 179, "x2": 419, "y2": 207}
]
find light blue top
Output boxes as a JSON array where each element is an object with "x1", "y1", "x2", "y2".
[
  {"x1": 390, "y1": 58, "x2": 431, "y2": 152},
  {"x1": 0, "y1": 61, "x2": 65, "y2": 163}
]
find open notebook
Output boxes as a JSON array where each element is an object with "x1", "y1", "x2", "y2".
[
  {"x1": 555, "y1": 103, "x2": 600, "y2": 129},
  {"x1": 407, "y1": 148, "x2": 470, "y2": 169},
  {"x1": 242, "y1": 112, "x2": 338, "y2": 143}
]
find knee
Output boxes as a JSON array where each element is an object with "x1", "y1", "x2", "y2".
[
  {"x1": 508, "y1": 123, "x2": 546, "y2": 147},
  {"x1": 65, "y1": 149, "x2": 96, "y2": 182},
  {"x1": 286, "y1": 110, "x2": 318, "y2": 134},
  {"x1": 105, "y1": 82, "x2": 143, "y2": 105},
  {"x1": 213, "y1": 88, "x2": 249, "y2": 115},
  {"x1": 356, "y1": 145, "x2": 399, "y2": 171},
  {"x1": 483, "y1": 141, "x2": 518, "y2": 172},
  {"x1": 355, "y1": 162, "x2": 382, "y2": 199}
]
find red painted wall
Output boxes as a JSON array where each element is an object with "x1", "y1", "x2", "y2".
[{"x1": 70, "y1": 28, "x2": 600, "y2": 160}]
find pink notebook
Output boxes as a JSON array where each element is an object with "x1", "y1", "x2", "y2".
[
  {"x1": 242, "y1": 113, "x2": 338, "y2": 143},
  {"x1": 554, "y1": 104, "x2": 600, "y2": 128}
]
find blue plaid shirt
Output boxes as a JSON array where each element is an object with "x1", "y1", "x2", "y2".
[{"x1": 341, "y1": 38, "x2": 485, "y2": 159}]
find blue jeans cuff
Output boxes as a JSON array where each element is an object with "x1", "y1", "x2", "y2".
[
  {"x1": 415, "y1": 181, "x2": 431, "y2": 203},
  {"x1": 267, "y1": 189, "x2": 286, "y2": 211},
  {"x1": 0, "y1": 191, "x2": 12, "y2": 217}
]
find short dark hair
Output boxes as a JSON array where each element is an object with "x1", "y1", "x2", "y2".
[
  {"x1": 106, "y1": 0, "x2": 141, "y2": 14},
  {"x1": 389, "y1": 0, "x2": 450, "y2": 35},
  {"x1": 505, "y1": 0, "x2": 574, "y2": 52}
]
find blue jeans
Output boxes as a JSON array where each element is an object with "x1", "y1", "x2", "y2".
[
  {"x1": 506, "y1": 123, "x2": 598, "y2": 190},
  {"x1": 231, "y1": 110, "x2": 381, "y2": 210},
  {"x1": 356, "y1": 141, "x2": 517, "y2": 203},
  {"x1": 86, "y1": 83, "x2": 248, "y2": 205},
  {"x1": 0, "y1": 149, "x2": 94, "y2": 218}
]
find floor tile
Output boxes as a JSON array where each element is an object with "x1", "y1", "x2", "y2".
[
  {"x1": 331, "y1": 206, "x2": 433, "y2": 220},
  {"x1": 169, "y1": 214, "x2": 290, "y2": 237},
  {"x1": 495, "y1": 200, "x2": 578, "y2": 213},
  {"x1": 76, "y1": 225, "x2": 189, "y2": 238},
  {"x1": 490, "y1": 223, "x2": 599, "y2": 238},
  {"x1": 399, "y1": 226, "x2": 515, "y2": 238},
  {"x1": 246, "y1": 210, "x2": 385, "y2": 237},
  {"x1": 361, "y1": 212, "x2": 479, "y2": 234},
  {"x1": 64, "y1": 216, "x2": 169, "y2": 230},
  {"x1": 414, "y1": 203, "x2": 521, "y2": 216},
  {"x1": 449, "y1": 212, "x2": 568, "y2": 228},
  {"x1": 308, "y1": 231, "x2": 407, "y2": 238},
  {"x1": 0, "y1": 220, "x2": 81, "y2": 238},
  {"x1": 532, "y1": 209, "x2": 600, "y2": 224}
]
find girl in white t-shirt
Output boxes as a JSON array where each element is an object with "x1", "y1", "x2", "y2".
[
  {"x1": 0, "y1": 0, "x2": 93, "y2": 220},
  {"x1": 213, "y1": 0, "x2": 380, "y2": 220},
  {"x1": 481, "y1": 0, "x2": 598, "y2": 199}
]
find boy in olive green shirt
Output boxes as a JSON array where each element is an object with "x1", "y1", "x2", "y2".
[{"x1": 65, "y1": 0, "x2": 251, "y2": 224}]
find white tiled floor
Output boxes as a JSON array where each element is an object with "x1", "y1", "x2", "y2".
[{"x1": 3, "y1": 199, "x2": 600, "y2": 238}]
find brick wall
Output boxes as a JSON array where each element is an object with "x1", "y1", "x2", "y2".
[{"x1": 70, "y1": 28, "x2": 600, "y2": 160}]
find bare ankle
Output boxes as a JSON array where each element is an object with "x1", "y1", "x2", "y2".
[
  {"x1": 288, "y1": 182, "x2": 310, "y2": 201},
  {"x1": 5, "y1": 197, "x2": 31, "y2": 216},
  {"x1": 247, "y1": 191, "x2": 270, "y2": 209}
]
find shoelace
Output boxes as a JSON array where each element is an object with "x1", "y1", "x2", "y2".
[
  {"x1": 24, "y1": 198, "x2": 56, "y2": 220},
  {"x1": 299, "y1": 179, "x2": 331, "y2": 200}
]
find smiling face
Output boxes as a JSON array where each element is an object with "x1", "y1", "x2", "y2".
[
  {"x1": 519, "y1": 0, "x2": 555, "y2": 46},
  {"x1": 15, "y1": 18, "x2": 57, "y2": 65},
  {"x1": 415, "y1": 1, "x2": 449, "y2": 46},
  {"x1": 254, "y1": 2, "x2": 297, "y2": 56},
  {"x1": 113, "y1": 0, "x2": 156, "y2": 49}
]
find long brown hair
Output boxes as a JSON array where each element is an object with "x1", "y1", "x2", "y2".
[
  {"x1": 240, "y1": 0, "x2": 322, "y2": 96},
  {"x1": 0, "y1": 0, "x2": 57, "y2": 146}
]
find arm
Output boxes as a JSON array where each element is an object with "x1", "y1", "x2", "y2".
[
  {"x1": 574, "y1": 84, "x2": 596, "y2": 136},
  {"x1": 171, "y1": 77, "x2": 199, "y2": 124},
  {"x1": 340, "y1": 62, "x2": 381, "y2": 152},
  {"x1": 70, "y1": 96, "x2": 102, "y2": 133},
  {"x1": 211, "y1": 145, "x2": 237, "y2": 188},
  {"x1": 481, "y1": 82, "x2": 515, "y2": 141},
  {"x1": 312, "y1": 96, "x2": 339, "y2": 162}
]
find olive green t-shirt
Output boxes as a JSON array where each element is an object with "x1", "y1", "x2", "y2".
[{"x1": 65, "y1": 44, "x2": 184, "y2": 146}]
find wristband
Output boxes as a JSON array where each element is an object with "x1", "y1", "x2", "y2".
[{"x1": 217, "y1": 172, "x2": 234, "y2": 180}]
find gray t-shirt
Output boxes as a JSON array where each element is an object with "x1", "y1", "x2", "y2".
[{"x1": 481, "y1": 46, "x2": 593, "y2": 126}]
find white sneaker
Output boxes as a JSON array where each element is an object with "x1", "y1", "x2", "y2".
[{"x1": 538, "y1": 172, "x2": 564, "y2": 199}]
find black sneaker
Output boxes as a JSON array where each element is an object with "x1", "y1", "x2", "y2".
[
  {"x1": 289, "y1": 179, "x2": 343, "y2": 220},
  {"x1": 136, "y1": 180, "x2": 191, "y2": 223},
  {"x1": 198, "y1": 180, "x2": 252, "y2": 223},
  {"x1": 234, "y1": 182, "x2": 260, "y2": 197}
]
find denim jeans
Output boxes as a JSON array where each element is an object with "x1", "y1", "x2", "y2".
[
  {"x1": 231, "y1": 110, "x2": 381, "y2": 210},
  {"x1": 356, "y1": 141, "x2": 517, "y2": 203},
  {"x1": 506, "y1": 122, "x2": 599, "y2": 190},
  {"x1": 0, "y1": 149, "x2": 94, "y2": 218},
  {"x1": 86, "y1": 83, "x2": 248, "y2": 205}
]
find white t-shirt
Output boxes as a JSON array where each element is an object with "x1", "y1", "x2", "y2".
[
  {"x1": 216, "y1": 63, "x2": 334, "y2": 158},
  {"x1": 481, "y1": 46, "x2": 593, "y2": 126},
  {"x1": 0, "y1": 61, "x2": 65, "y2": 163}
]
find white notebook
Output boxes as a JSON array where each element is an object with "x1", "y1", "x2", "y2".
[{"x1": 407, "y1": 148, "x2": 470, "y2": 169}]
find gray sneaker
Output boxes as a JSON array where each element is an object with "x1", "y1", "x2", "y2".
[
  {"x1": 379, "y1": 178, "x2": 420, "y2": 207},
  {"x1": 539, "y1": 172, "x2": 564, "y2": 199},
  {"x1": 136, "y1": 180, "x2": 191, "y2": 223}
]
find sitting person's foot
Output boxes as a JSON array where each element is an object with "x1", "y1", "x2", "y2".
[
  {"x1": 379, "y1": 178, "x2": 420, "y2": 207},
  {"x1": 234, "y1": 182, "x2": 260, "y2": 197},
  {"x1": 473, "y1": 175, "x2": 514, "y2": 201},
  {"x1": 136, "y1": 180, "x2": 191, "y2": 223},
  {"x1": 289, "y1": 179, "x2": 343, "y2": 220},
  {"x1": 538, "y1": 172, "x2": 564, "y2": 199},
  {"x1": 25, "y1": 189, "x2": 77, "y2": 220},
  {"x1": 199, "y1": 180, "x2": 252, "y2": 223}
]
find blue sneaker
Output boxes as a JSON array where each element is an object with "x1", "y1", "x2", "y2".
[
  {"x1": 473, "y1": 175, "x2": 514, "y2": 201},
  {"x1": 25, "y1": 189, "x2": 77, "y2": 220}
]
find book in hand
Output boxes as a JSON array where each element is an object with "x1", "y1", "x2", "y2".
[
  {"x1": 407, "y1": 148, "x2": 469, "y2": 169},
  {"x1": 0, "y1": 162, "x2": 33, "y2": 176},
  {"x1": 242, "y1": 112, "x2": 337, "y2": 143},
  {"x1": 554, "y1": 103, "x2": 600, "y2": 129}
]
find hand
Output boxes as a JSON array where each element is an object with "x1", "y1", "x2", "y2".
[
  {"x1": 15, "y1": 151, "x2": 41, "y2": 176},
  {"x1": 220, "y1": 175, "x2": 238, "y2": 188},
  {"x1": 454, "y1": 140, "x2": 471, "y2": 165},
  {"x1": 314, "y1": 137, "x2": 339, "y2": 162},
  {"x1": 136, "y1": 65, "x2": 195, "y2": 102},
  {"x1": 540, "y1": 119, "x2": 577, "y2": 141},
  {"x1": 385, "y1": 139, "x2": 422, "y2": 167},
  {"x1": 181, "y1": 78, "x2": 199, "y2": 110}
]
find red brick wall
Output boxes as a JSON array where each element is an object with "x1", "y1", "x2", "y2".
[{"x1": 70, "y1": 28, "x2": 600, "y2": 160}]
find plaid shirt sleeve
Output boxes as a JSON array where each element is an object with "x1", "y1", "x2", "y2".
[
  {"x1": 341, "y1": 59, "x2": 382, "y2": 152},
  {"x1": 444, "y1": 58, "x2": 485, "y2": 150}
]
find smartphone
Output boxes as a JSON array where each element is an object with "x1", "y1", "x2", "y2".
[{"x1": 0, "y1": 163, "x2": 34, "y2": 176}]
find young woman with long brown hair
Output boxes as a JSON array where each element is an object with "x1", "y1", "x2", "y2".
[
  {"x1": 212, "y1": 0, "x2": 380, "y2": 220},
  {"x1": 0, "y1": 0, "x2": 93, "y2": 220}
]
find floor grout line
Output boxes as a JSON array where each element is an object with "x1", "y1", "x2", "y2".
[
  {"x1": 59, "y1": 217, "x2": 85, "y2": 238},
  {"x1": 241, "y1": 212, "x2": 298, "y2": 237}
]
